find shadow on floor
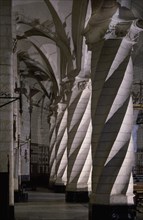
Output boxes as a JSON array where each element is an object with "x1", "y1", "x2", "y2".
[{"x1": 15, "y1": 188, "x2": 88, "y2": 220}]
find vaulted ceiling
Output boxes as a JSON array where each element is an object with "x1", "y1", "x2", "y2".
[{"x1": 13, "y1": 0, "x2": 143, "y2": 110}]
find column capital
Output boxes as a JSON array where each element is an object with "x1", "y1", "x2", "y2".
[
  {"x1": 126, "y1": 19, "x2": 143, "y2": 43},
  {"x1": 73, "y1": 77, "x2": 91, "y2": 91},
  {"x1": 57, "y1": 102, "x2": 67, "y2": 114},
  {"x1": 83, "y1": 1, "x2": 118, "y2": 49}
]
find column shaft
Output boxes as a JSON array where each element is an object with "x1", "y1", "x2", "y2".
[{"x1": 0, "y1": 0, "x2": 14, "y2": 219}]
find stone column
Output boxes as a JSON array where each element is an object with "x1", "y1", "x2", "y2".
[
  {"x1": 12, "y1": 8, "x2": 21, "y2": 197},
  {"x1": 48, "y1": 105, "x2": 57, "y2": 187},
  {"x1": 66, "y1": 77, "x2": 92, "y2": 202},
  {"x1": 54, "y1": 79, "x2": 75, "y2": 191},
  {"x1": 88, "y1": 20, "x2": 143, "y2": 220},
  {"x1": 54, "y1": 102, "x2": 67, "y2": 192},
  {"x1": 20, "y1": 81, "x2": 30, "y2": 186},
  {"x1": 0, "y1": 0, "x2": 14, "y2": 219}
]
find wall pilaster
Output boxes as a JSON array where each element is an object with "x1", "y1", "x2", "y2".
[{"x1": 0, "y1": 0, "x2": 14, "y2": 219}]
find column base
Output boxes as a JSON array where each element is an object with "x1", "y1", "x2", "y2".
[
  {"x1": 89, "y1": 204, "x2": 136, "y2": 220},
  {"x1": 14, "y1": 190, "x2": 21, "y2": 202},
  {"x1": 54, "y1": 184, "x2": 66, "y2": 193},
  {"x1": 9, "y1": 206, "x2": 15, "y2": 220},
  {"x1": 14, "y1": 190, "x2": 28, "y2": 202},
  {"x1": 66, "y1": 191, "x2": 89, "y2": 203},
  {"x1": 48, "y1": 181, "x2": 55, "y2": 190},
  {"x1": 0, "y1": 205, "x2": 15, "y2": 220},
  {"x1": 0, "y1": 172, "x2": 9, "y2": 220}
]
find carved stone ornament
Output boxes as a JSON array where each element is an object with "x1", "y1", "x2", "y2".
[
  {"x1": 83, "y1": 1, "x2": 118, "y2": 47},
  {"x1": 61, "y1": 77, "x2": 73, "y2": 98},
  {"x1": 77, "y1": 80, "x2": 91, "y2": 91},
  {"x1": 57, "y1": 102, "x2": 67, "y2": 114},
  {"x1": 126, "y1": 20, "x2": 143, "y2": 43},
  {"x1": 0, "y1": 91, "x2": 11, "y2": 97},
  {"x1": 115, "y1": 22, "x2": 131, "y2": 37},
  {"x1": 73, "y1": 77, "x2": 91, "y2": 91}
]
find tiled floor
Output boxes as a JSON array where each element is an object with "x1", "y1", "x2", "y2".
[{"x1": 15, "y1": 188, "x2": 143, "y2": 220}]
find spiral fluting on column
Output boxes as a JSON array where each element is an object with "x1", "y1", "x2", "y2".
[
  {"x1": 90, "y1": 20, "x2": 143, "y2": 205},
  {"x1": 49, "y1": 102, "x2": 68, "y2": 186},
  {"x1": 76, "y1": 125, "x2": 92, "y2": 190},
  {"x1": 66, "y1": 79, "x2": 92, "y2": 191},
  {"x1": 49, "y1": 112, "x2": 57, "y2": 184},
  {"x1": 55, "y1": 106, "x2": 68, "y2": 185},
  {"x1": 56, "y1": 129, "x2": 68, "y2": 185}
]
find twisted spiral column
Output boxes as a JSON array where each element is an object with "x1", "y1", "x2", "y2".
[
  {"x1": 54, "y1": 103, "x2": 68, "y2": 192},
  {"x1": 49, "y1": 107, "x2": 57, "y2": 187},
  {"x1": 66, "y1": 78, "x2": 92, "y2": 202},
  {"x1": 49, "y1": 101, "x2": 68, "y2": 191},
  {"x1": 55, "y1": 128, "x2": 68, "y2": 186},
  {"x1": 89, "y1": 20, "x2": 143, "y2": 220}
]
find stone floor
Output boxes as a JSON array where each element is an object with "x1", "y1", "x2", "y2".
[
  {"x1": 15, "y1": 188, "x2": 143, "y2": 220},
  {"x1": 15, "y1": 188, "x2": 88, "y2": 220}
]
